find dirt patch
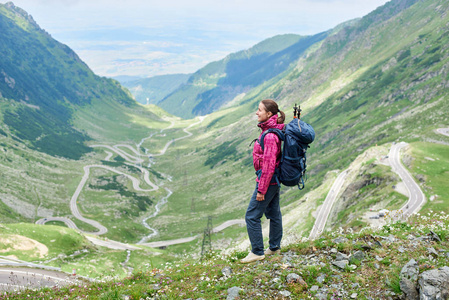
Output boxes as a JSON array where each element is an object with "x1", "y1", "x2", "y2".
[
  {"x1": 0, "y1": 234, "x2": 48, "y2": 258},
  {"x1": 393, "y1": 182, "x2": 409, "y2": 197}
]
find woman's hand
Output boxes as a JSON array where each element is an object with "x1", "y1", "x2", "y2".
[{"x1": 256, "y1": 192, "x2": 265, "y2": 201}]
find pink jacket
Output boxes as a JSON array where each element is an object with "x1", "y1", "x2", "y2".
[{"x1": 253, "y1": 115, "x2": 285, "y2": 194}]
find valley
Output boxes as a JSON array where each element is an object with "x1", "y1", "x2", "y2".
[{"x1": 1, "y1": 0, "x2": 449, "y2": 297}]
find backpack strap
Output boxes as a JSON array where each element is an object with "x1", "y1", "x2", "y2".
[
  {"x1": 259, "y1": 128, "x2": 285, "y2": 151},
  {"x1": 256, "y1": 128, "x2": 284, "y2": 187},
  {"x1": 298, "y1": 176, "x2": 305, "y2": 190}
]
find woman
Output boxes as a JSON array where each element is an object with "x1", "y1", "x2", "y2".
[{"x1": 241, "y1": 99, "x2": 285, "y2": 263}]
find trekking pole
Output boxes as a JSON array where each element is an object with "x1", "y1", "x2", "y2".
[
  {"x1": 293, "y1": 104, "x2": 298, "y2": 119},
  {"x1": 298, "y1": 104, "x2": 302, "y2": 120}
]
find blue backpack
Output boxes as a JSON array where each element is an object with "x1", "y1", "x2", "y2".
[{"x1": 258, "y1": 118, "x2": 315, "y2": 190}]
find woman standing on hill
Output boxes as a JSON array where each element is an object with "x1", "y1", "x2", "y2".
[{"x1": 241, "y1": 99, "x2": 285, "y2": 263}]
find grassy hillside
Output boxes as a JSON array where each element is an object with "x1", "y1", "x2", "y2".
[
  {"x1": 1, "y1": 0, "x2": 449, "y2": 285},
  {"x1": 158, "y1": 33, "x2": 329, "y2": 118},
  {"x1": 3, "y1": 212, "x2": 449, "y2": 299},
  {"x1": 141, "y1": 0, "x2": 449, "y2": 244},
  {"x1": 0, "y1": 2, "x2": 169, "y2": 238},
  {"x1": 0, "y1": 2, "x2": 163, "y2": 159}
]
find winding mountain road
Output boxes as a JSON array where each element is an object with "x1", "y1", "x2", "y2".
[
  {"x1": 389, "y1": 142, "x2": 426, "y2": 217},
  {"x1": 0, "y1": 267, "x2": 80, "y2": 291},
  {"x1": 141, "y1": 219, "x2": 247, "y2": 248},
  {"x1": 436, "y1": 127, "x2": 449, "y2": 137},
  {"x1": 34, "y1": 116, "x2": 248, "y2": 251},
  {"x1": 309, "y1": 169, "x2": 349, "y2": 240},
  {"x1": 309, "y1": 141, "x2": 427, "y2": 239}
]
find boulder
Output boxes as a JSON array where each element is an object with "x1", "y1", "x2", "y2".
[
  {"x1": 221, "y1": 266, "x2": 232, "y2": 277},
  {"x1": 286, "y1": 273, "x2": 301, "y2": 283},
  {"x1": 350, "y1": 250, "x2": 365, "y2": 263},
  {"x1": 285, "y1": 273, "x2": 307, "y2": 291},
  {"x1": 316, "y1": 274, "x2": 326, "y2": 284},
  {"x1": 279, "y1": 290, "x2": 291, "y2": 297},
  {"x1": 336, "y1": 252, "x2": 350, "y2": 261},
  {"x1": 418, "y1": 266, "x2": 449, "y2": 300},
  {"x1": 333, "y1": 237, "x2": 348, "y2": 244},
  {"x1": 227, "y1": 286, "x2": 242, "y2": 300},
  {"x1": 332, "y1": 260, "x2": 349, "y2": 269},
  {"x1": 400, "y1": 259, "x2": 419, "y2": 300},
  {"x1": 427, "y1": 247, "x2": 439, "y2": 258}
]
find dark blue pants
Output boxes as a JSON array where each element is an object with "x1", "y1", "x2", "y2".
[{"x1": 245, "y1": 184, "x2": 283, "y2": 255}]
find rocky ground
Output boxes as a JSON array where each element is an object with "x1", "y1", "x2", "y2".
[{"x1": 2, "y1": 212, "x2": 449, "y2": 299}]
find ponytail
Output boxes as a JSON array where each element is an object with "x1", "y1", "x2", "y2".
[
  {"x1": 277, "y1": 110, "x2": 285, "y2": 124},
  {"x1": 261, "y1": 99, "x2": 285, "y2": 124}
]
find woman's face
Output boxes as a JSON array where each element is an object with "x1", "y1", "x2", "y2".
[{"x1": 256, "y1": 102, "x2": 272, "y2": 123}]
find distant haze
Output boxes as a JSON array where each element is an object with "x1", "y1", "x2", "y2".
[{"x1": 3, "y1": 0, "x2": 389, "y2": 78}]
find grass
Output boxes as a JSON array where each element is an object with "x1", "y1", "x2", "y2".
[
  {"x1": 406, "y1": 141, "x2": 449, "y2": 214},
  {"x1": 0, "y1": 223, "x2": 91, "y2": 260},
  {"x1": 3, "y1": 211, "x2": 449, "y2": 299},
  {"x1": 1, "y1": 0, "x2": 449, "y2": 288}
]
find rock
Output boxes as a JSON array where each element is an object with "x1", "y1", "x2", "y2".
[
  {"x1": 375, "y1": 255, "x2": 384, "y2": 262},
  {"x1": 333, "y1": 237, "x2": 348, "y2": 244},
  {"x1": 349, "y1": 264, "x2": 357, "y2": 270},
  {"x1": 282, "y1": 256, "x2": 293, "y2": 264},
  {"x1": 352, "y1": 283, "x2": 360, "y2": 288},
  {"x1": 374, "y1": 263, "x2": 380, "y2": 269},
  {"x1": 316, "y1": 290, "x2": 328, "y2": 300},
  {"x1": 351, "y1": 293, "x2": 358, "y2": 299},
  {"x1": 279, "y1": 290, "x2": 291, "y2": 297},
  {"x1": 332, "y1": 260, "x2": 349, "y2": 269},
  {"x1": 330, "y1": 248, "x2": 338, "y2": 254},
  {"x1": 398, "y1": 246, "x2": 406, "y2": 253},
  {"x1": 350, "y1": 250, "x2": 365, "y2": 263},
  {"x1": 400, "y1": 259, "x2": 419, "y2": 300},
  {"x1": 311, "y1": 285, "x2": 319, "y2": 292},
  {"x1": 286, "y1": 273, "x2": 301, "y2": 283},
  {"x1": 361, "y1": 244, "x2": 373, "y2": 251},
  {"x1": 226, "y1": 287, "x2": 242, "y2": 300},
  {"x1": 379, "y1": 235, "x2": 396, "y2": 243},
  {"x1": 418, "y1": 266, "x2": 449, "y2": 299},
  {"x1": 429, "y1": 230, "x2": 442, "y2": 242},
  {"x1": 427, "y1": 247, "x2": 439, "y2": 258},
  {"x1": 286, "y1": 273, "x2": 307, "y2": 291},
  {"x1": 221, "y1": 266, "x2": 232, "y2": 277},
  {"x1": 336, "y1": 252, "x2": 350, "y2": 261},
  {"x1": 316, "y1": 274, "x2": 326, "y2": 284}
]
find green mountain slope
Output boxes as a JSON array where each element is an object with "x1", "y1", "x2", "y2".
[
  {"x1": 0, "y1": 2, "x2": 167, "y2": 228},
  {"x1": 158, "y1": 33, "x2": 329, "y2": 119},
  {"x1": 0, "y1": 2, "x2": 162, "y2": 159},
  {"x1": 148, "y1": 0, "x2": 449, "y2": 243},
  {"x1": 120, "y1": 73, "x2": 190, "y2": 105},
  {"x1": 1, "y1": 0, "x2": 449, "y2": 281}
]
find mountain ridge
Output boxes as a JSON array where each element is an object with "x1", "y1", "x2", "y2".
[
  {"x1": 0, "y1": 1, "x2": 163, "y2": 159},
  {"x1": 157, "y1": 33, "x2": 329, "y2": 118},
  {"x1": 0, "y1": 0, "x2": 448, "y2": 290}
]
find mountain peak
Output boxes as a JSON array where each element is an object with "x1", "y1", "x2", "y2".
[{"x1": 2, "y1": 2, "x2": 41, "y2": 32}]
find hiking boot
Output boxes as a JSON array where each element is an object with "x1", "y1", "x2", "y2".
[
  {"x1": 264, "y1": 248, "x2": 281, "y2": 255},
  {"x1": 240, "y1": 252, "x2": 265, "y2": 263}
]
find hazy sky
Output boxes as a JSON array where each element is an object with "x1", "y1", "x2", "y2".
[{"x1": 2, "y1": 0, "x2": 390, "y2": 78}]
